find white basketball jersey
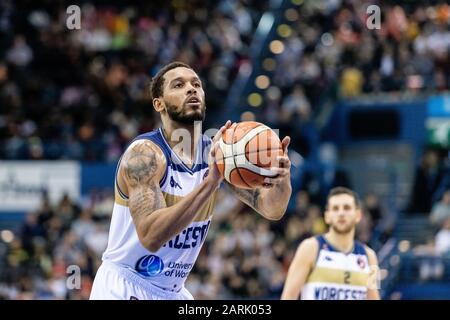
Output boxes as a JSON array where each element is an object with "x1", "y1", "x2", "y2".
[
  {"x1": 301, "y1": 235, "x2": 371, "y2": 300},
  {"x1": 102, "y1": 128, "x2": 216, "y2": 292}
]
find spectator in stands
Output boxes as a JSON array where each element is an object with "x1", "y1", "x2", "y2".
[
  {"x1": 20, "y1": 213, "x2": 46, "y2": 253},
  {"x1": 364, "y1": 193, "x2": 383, "y2": 226},
  {"x1": 71, "y1": 209, "x2": 96, "y2": 243},
  {"x1": 435, "y1": 217, "x2": 450, "y2": 256},
  {"x1": 294, "y1": 190, "x2": 310, "y2": 218},
  {"x1": 408, "y1": 150, "x2": 444, "y2": 214},
  {"x1": 0, "y1": 1, "x2": 266, "y2": 161},
  {"x1": 306, "y1": 205, "x2": 326, "y2": 235},
  {"x1": 55, "y1": 193, "x2": 80, "y2": 228},
  {"x1": 430, "y1": 190, "x2": 450, "y2": 227}
]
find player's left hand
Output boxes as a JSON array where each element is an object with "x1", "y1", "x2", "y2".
[
  {"x1": 207, "y1": 120, "x2": 233, "y2": 186},
  {"x1": 262, "y1": 136, "x2": 291, "y2": 188}
]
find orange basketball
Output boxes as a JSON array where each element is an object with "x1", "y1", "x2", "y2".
[{"x1": 215, "y1": 121, "x2": 283, "y2": 189}]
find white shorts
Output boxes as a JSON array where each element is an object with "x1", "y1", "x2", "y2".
[{"x1": 89, "y1": 260, "x2": 194, "y2": 300}]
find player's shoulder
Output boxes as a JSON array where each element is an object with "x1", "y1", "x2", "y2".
[
  {"x1": 122, "y1": 139, "x2": 165, "y2": 165},
  {"x1": 125, "y1": 138, "x2": 163, "y2": 155},
  {"x1": 293, "y1": 237, "x2": 319, "y2": 267},
  {"x1": 124, "y1": 128, "x2": 168, "y2": 158},
  {"x1": 298, "y1": 236, "x2": 320, "y2": 254},
  {"x1": 119, "y1": 139, "x2": 167, "y2": 183}
]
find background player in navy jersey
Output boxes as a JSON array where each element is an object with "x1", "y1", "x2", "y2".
[{"x1": 281, "y1": 187, "x2": 380, "y2": 300}]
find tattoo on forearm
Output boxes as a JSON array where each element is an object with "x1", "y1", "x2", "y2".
[
  {"x1": 276, "y1": 181, "x2": 285, "y2": 193},
  {"x1": 129, "y1": 183, "x2": 166, "y2": 220},
  {"x1": 231, "y1": 185, "x2": 260, "y2": 209}
]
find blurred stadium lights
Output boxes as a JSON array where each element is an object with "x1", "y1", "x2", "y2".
[
  {"x1": 255, "y1": 75, "x2": 270, "y2": 89},
  {"x1": 269, "y1": 40, "x2": 285, "y2": 54},
  {"x1": 277, "y1": 24, "x2": 292, "y2": 38},
  {"x1": 248, "y1": 93, "x2": 263, "y2": 107},
  {"x1": 262, "y1": 58, "x2": 276, "y2": 71},
  {"x1": 223, "y1": 9, "x2": 275, "y2": 117},
  {"x1": 240, "y1": 111, "x2": 256, "y2": 122},
  {"x1": 0, "y1": 230, "x2": 14, "y2": 243},
  {"x1": 224, "y1": 0, "x2": 302, "y2": 113},
  {"x1": 285, "y1": 8, "x2": 299, "y2": 21}
]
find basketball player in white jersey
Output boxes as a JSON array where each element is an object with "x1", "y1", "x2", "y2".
[
  {"x1": 281, "y1": 187, "x2": 380, "y2": 300},
  {"x1": 90, "y1": 62, "x2": 292, "y2": 300}
]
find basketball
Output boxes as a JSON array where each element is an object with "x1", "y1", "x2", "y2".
[{"x1": 215, "y1": 121, "x2": 284, "y2": 189}]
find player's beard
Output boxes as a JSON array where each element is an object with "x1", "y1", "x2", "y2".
[
  {"x1": 166, "y1": 102, "x2": 205, "y2": 124},
  {"x1": 330, "y1": 221, "x2": 356, "y2": 235}
]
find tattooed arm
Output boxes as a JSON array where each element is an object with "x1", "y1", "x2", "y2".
[
  {"x1": 281, "y1": 237, "x2": 317, "y2": 299},
  {"x1": 227, "y1": 136, "x2": 292, "y2": 221},
  {"x1": 227, "y1": 178, "x2": 291, "y2": 221},
  {"x1": 118, "y1": 139, "x2": 219, "y2": 252},
  {"x1": 118, "y1": 121, "x2": 233, "y2": 252}
]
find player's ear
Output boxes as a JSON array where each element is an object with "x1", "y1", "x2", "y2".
[
  {"x1": 153, "y1": 98, "x2": 164, "y2": 112},
  {"x1": 324, "y1": 208, "x2": 331, "y2": 224},
  {"x1": 355, "y1": 207, "x2": 362, "y2": 223}
]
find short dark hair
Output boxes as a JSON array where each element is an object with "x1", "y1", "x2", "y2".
[
  {"x1": 326, "y1": 187, "x2": 361, "y2": 209},
  {"x1": 149, "y1": 62, "x2": 194, "y2": 100}
]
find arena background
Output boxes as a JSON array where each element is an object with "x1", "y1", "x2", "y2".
[{"x1": 0, "y1": 0, "x2": 449, "y2": 300}]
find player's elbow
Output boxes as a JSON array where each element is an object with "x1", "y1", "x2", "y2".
[
  {"x1": 265, "y1": 199, "x2": 290, "y2": 221},
  {"x1": 265, "y1": 209, "x2": 286, "y2": 221},
  {"x1": 281, "y1": 287, "x2": 300, "y2": 300},
  {"x1": 269, "y1": 185, "x2": 292, "y2": 221},
  {"x1": 281, "y1": 293, "x2": 297, "y2": 300},
  {"x1": 137, "y1": 229, "x2": 164, "y2": 252},
  {"x1": 147, "y1": 242, "x2": 163, "y2": 252},
  {"x1": 143, "y1": 238, "x2": 164, "y2": 252}
]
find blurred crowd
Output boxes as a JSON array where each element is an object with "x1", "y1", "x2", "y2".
[
  {"x1": 414, "y1": 187, "x2": 450, "y2": 260},
  {"x1": 388, "y1": 151, "x2": 450, "y2": 293},
  {"x1": 396, "y1": 188, "x2": 450, "y2": 288},
  {"x1": 1, "y1": 0, "x2": 450, "y2": 161},
  {"x1": 0, "y1": 0, "x2": 266, "y2": 161},
  {"x1": 0, "y1": 185, "x2": 386, "y2": 299},
  {"x1": 0, "y1": 190, "x2": 114, "y2": 299},
  {"x1": 257, "y1": 0, "x2": 450, "y2": 159},
  {"x1": 272, "y1": 0, "x2": 450, "y2": 106}
]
